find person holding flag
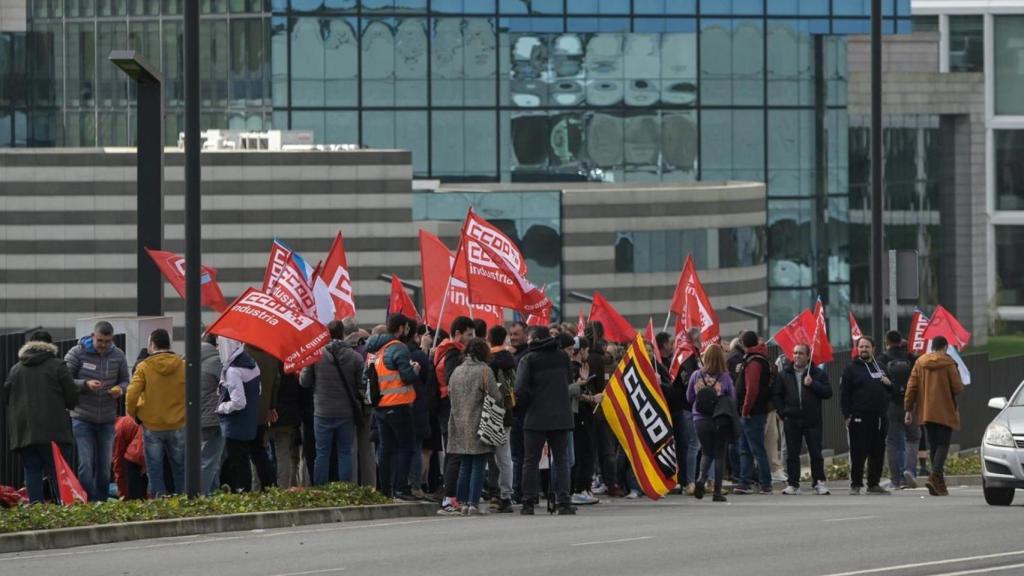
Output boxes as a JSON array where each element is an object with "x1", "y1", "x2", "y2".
[
  {"x1": 772, "y1": 343, "x2": 832, "y2": 496},
  {"x1": 840, "y1": 336, "x2": 893, "y2": 495}
]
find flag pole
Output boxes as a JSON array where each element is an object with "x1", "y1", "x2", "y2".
[
  {"x1": 430, "y1": 219, "x2": 467, "y2": 355},
  {"x1": 809, "y1": 298, "x2": 822, "y2": 365},
  {"x1": 662, "y1": 312, "x2": 672, "y2": 334}
]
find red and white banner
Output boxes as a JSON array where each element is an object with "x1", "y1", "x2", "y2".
[
  {"x1": 261, "y1": 240, "x2": 318, "y2": 319},
  {"x1": 388, "y1": 274, "x2": 421, "y2": 322},
  {"x1": 145, "y1": 248, "x2": 227, "y2": 313},
  {"x1": 419, "y1": 230, "x2": 503, "y2": 330},
  {"x1": 318, "y1": 232, "x2": 357, "y2": 320},
  {"x1": 52, "y1": 442, "x2": 87, "y2": 505},
  {"x1": 922, "y1": 304, "x2": 972, "y2": 350},
  {"x1": 908, "y1": 310, "x2": 930, "y2": 354},
  {"x1": 590, "y1": 291, "x2": 637, "y2": 344},
  {"x1": 668, "y1": 316, "x2": 697, "y2": 382},
  {"x1": 772, "y1": 309, "x2": 815, "y2": 362},
  {"x1": 207, "y1": 288, "x2": 330, "y2": 374},
  {"x1": 453, "y1": 209, "x2": 551, "y2": 315},
  {"x1": 849, "y1": 311, "x2": 863, "y2": 359},
  {"x1": 809, "y1": 299, "x2": 834, "y2": 365},
  {"x1": 668, "y1": 254, "x2": 720, "y2": 347},
  {"x1": 577, "y1": 308, "x2": 587, "y2": 337}
]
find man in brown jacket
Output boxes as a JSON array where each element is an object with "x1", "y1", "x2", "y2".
[{"x1": 904, "y1": 336, "x2": 965, "y2": 496}]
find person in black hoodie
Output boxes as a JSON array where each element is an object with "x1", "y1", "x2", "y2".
[
  {"x1": 773, "y1": 343, "x2": 832, "y2": 495},
  {"x1": 658, "y1": 331, "x2": 699, "y2": 494},
  {"x1": 586, "y1": 321, "x2": 620, "y2": 497},
  {"x1": 270, "y1": 368, "x2": 304, "y2": 488},
  {"x1": 405, "y1": 317, "x2": 435, "y2": 500},
  {"x1": 840, "y1": 336, "x2": 893, "y2": 495},
  {"x1": 515, "y1": 326, "x2": 575, "y2": 515},
  {"x1": 877, "y1": 330, "x2": 919, "y2": 489},
  {"x1": 487, "y1": 325, "x2": 517, "y2": 512}
]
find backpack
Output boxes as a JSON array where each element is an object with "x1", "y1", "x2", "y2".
[
  {"x1": 885, "y1": 357, "x2": 913, "y2": 398},
  {"x1": 493, "y1": 366, "x2": 516, "y2": 427},
  {"x1": 694, "y1": 373, "x2": 722, "y2": 417}
]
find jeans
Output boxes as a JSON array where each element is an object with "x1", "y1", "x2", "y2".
[
  {"x1": 494, "y1": 433, "x2": 513, "y2": 500},
  {"x1": 695, "y1": 418, "x2": 728, "y2": 496},
  {"x1": 738, "y1": 413, "x2": 772, "y2": 489},
  {"x1": 19, "y1": 443, "x2": 70, "y2": 503},
  {"x1": 143, "y1": 427, "x2": 186, "y2": 497},
  {"x1": 456, "y1": 453, "x2": 488, "y2": 507},
  {"x1": 849, "y1": 415, "x2": 887, "y2": 488},
  {"x1": 377, "y1": 405, "x2": 416, "y2": 497},
  {"x1": 783, "y1": 419, "x2": 825, "y2": 486},
  {"x1": 550, "y1": 431, "x2": 575, "y2": 494},
  {"x1": 925, "y1": 422, "x2": 953, "y2": 479},
  {"x1": 523, "y1": 429, "x2": 571, "y2": 506},
  {"x1": 200, "y1": 426, "x2": 225, "y2": 495},
  {"x1": 314, "y1": 416, "x2": 355, "y2": 485},
  {"x1": 71, "y1": 418, "x2": 115, "y2": 502},
  {"x1": 885, "y1": 403, "x2": 908, "y2": 485},
  {"x1": 250, "y1": 426, "x2": 278, "y2": 491},
  {"x1": 674, "y1": 410, "x2": 700, "y2": 485}
]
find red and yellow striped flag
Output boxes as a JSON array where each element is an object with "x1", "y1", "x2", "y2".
[{"x1": 600, "y1": 333, "x2": 678, "y2": 500}]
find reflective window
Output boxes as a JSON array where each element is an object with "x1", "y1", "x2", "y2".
[
  {"x1": 700, "y1": 109, "x2": 764, "y2": 181},
  {"x1": 361, "y1": 18, "x2": 428, "y2": 106},
  {"x1": 949, "y1": 16, "x2": 983, "y2": 73},
  {"x1": 995, "y1": 16, "x2": 1024, "y2": 115},
  {"x1": 911, "y1": 16, "x2": 937, "y2": 33},
  {"x1": 765, "y1": 0, "x2": 827, "y2": 15},
  {"x1": 96, "y1": 22, "x2": 128, "y2": 108},
  {"x1": 432, "y1": 18, "x2": 497, "y2": 106},
  {"x1": 361, "y1": 0, "x2": 426, "y2": 13},
  {"x1": 291, "y1": 17, "x2": 358, "y2": 107},
  {"x1": 700, "y1": 19, "x2": 764, "y2": 106},
  {"x1": 768, "y1": 198, "x2": 813, "y2": 288},
  {"x1": 996, "y1": 130, "x2": 1024, "y2": 210},
  {"x1": 271, "y1": 17, "x2": 288, "y2": 107},
  {"x1": 613, "y1": 228, "x2": 765, "y2": 273},
  {"x1": 499, "y1": 0, "x2": 562, "y2": 14},
  {"x1": 567, "y1": 0, "x2": 630, "y2": 14},
  {"x1": 162, "y1": 20, "x2": 184, "y2": 108},
  {"x1": 768, "y1": 288, "x2": 812, "y2": 333},
  {"x1": 996, "y1": 227, "x2": 1024, "y2": 306},
  {"x1": 432, "y1": 0, "x2": 495, "y2": 13},
  {"x1": 200, "y1": 19, "x2": 229, "y2": 107},
  {"x1": 701, "y1": 0, "x2": 764, "y2": 15},
  {"x1": 230, "y1": 19, "x2": 267, "y2": 107},
  {"x1": 432, "y1": 110, "x2": 496, "y2": 177},
  {"x1": 767, "y1": 20, "x2": 817, "y2": 106},
  {"x1": 768, "y1": 109, "x2": 814, "y2": 197},
  {"x1": 634, "y1": 0, "x2": 696, "y2": 14},
  {"x1": 364, "y1": 110, "x2": 427, "y2": 174}
]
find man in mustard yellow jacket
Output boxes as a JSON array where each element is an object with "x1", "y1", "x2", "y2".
[{"x1": 126, "y1": 329, "x2": 186, "y2": 497}]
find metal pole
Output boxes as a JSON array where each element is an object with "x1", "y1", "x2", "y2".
[
  {"x1": 888, "y1": 249, "x2": 898, "y2": 331},
  {"x1": 137, "y1": 80, "x2": 164, "y2": 317},
  {"x1": 183, "y1": 0, "x2": 202, "y2": 498},
  {"x1": 870, "y1": 0, "x2": 885, "y2": 344}
]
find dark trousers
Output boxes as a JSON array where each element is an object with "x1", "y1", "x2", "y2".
[
  {"x1": 572, "y1": 419, "x2": 596, "y2": 494},
  {"x1": 510, "y1": 413, "x2": 524, "y2": 500},
  {"x1": 302, "y1": 418, "x2": 317, "y2": 483},
  {"x1": 123, "y1": 460, "x2": 148, "y2": 500},
  {"x1": 924, "y1": 422, "x2": 953, "y2": 479},
  {"x1": 443, "y1": 452, "x2": 462, "y2": 498},
  {"x1": 593, "y1": 417, "x2": 619, "y2": 488},
  {"x1": 848, "y1": 415, "x2": 887, "y2": 488},
  {"x1": 249, "y1": 425, "x2": 277, "y2": 490},
  {"x1": 222, "y1": 437, "x2": 254, "y2": 492},
  {"x1": 377, "y1": 405, "x2": 416, "y2": 497},
  {"x1": 18, "y1": 443, "x2": 69, "y2": 504},
  {"x1": 523, "y1": 429, "x2": 571, "y2": 506},
  {"x1": 695, "y1": 418, "x2": 729, "y2": 495},
  {"x1": 783, "y1": 418, "x2": 825, "y2": 486}
]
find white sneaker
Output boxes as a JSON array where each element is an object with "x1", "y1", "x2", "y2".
[
  {"x1": 781, "y1": 485, "x2": 801, "y2": 495},
  {"x1": 625, "y1": 490, "x2": 640, "y2": 499},
  {"x1": 771, "y1": 471, "x2": 788, "y2": 483},
  {"x1": 814, "y1": 482, "x2": 831, "y2": 495},
  {"x1": 572, "y1": 492, "x2": 600, "y2": 505},
  {"x1": 591, "y1": 482, "x2": 607, "y2": 495}
]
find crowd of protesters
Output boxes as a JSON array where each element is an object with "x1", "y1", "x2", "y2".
[{"x1": 2, "y1": 315, "x2": 964, "y2": 509}]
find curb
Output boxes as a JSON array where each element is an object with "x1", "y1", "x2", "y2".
[
  {"x1": 945, "y1": 475, "x2": 983, "y2": 487},
  {"x1": 0, "y1": 502, "x2": 436, "y2": 554}
]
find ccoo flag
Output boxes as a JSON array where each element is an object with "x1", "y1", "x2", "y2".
[
  {"x1": 600, "y1": 333, "x2": 678, "y2": 500},
  {"x1": 145, "y1": 248, "x2": 228, "y2": 313}
]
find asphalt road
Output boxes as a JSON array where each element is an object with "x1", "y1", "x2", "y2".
[{"x1": 3, "y1": 486, "x2": 1024, "y2": 576}]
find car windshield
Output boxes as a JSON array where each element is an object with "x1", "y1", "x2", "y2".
[{"x1": 1014, "y1": 382, "x2": 1024, "y2": 406}]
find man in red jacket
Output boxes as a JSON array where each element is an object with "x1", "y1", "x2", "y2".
[
  {"x1": 113, "y1": 416, "x2": 146, "y2": 500},
  {"x1": 735, "y1": 331, "x2": 774, "y2": 495}
]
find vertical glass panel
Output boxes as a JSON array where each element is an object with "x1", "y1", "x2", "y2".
[
  {"x1": 828, "y1": 109, "x2": 849, "y2": 195},
  {"x1": 291, "y1": 17, "x2": 358, "y2": 107},
  {"x1": 432, "y1": 0, "x2": 494, "y2": 12},
  {"x1": 200, "y1": 20, "x2": 229, "y2": 106},
  {"x1": 585, "y1": 110, "x2": 623, "y2": 176},
  {"x1": 68, "y1": 0, "x2": 96, "y2": 17},
  {"x1": 362, "y1": 110, "x2": 394, "y2": 149},
  {"x1": 97, "y1": 111, "x2": 128, "y2": 145},
  {"x1": 996, "y1": 227, "x2": 1024, "y2": 305},
  {"x1": 700, "y1": 19, "x2": 764, "y2": 106},
  {"x1": 96, "y1": 21, "x2": 128, "y2": 108},
  {"x1": 768, "y1": 198, "x2": 813, "y2": 288},
  {"x1": 290, "y1": 18, "x2": 323, "y2": 107},
  {"x1": 635, "y1": 0, "x2": 696, "y2": 14},
  {"x1": 129, "y1": 20, "x2": 162, "y2": 67},
  {"x1": 833, "y1": 0, "x2": 870, "y2": 16},
  {"x1": 767, "y1": 20, "x2": 813, "y2": 106},
  {"x1": 701, "y1": 0, "x2": 763, "y2": 15},
  {"x1": 949, "y1": 15, "x2": 983, "y2": 73},
  {"x1": 397, "y1": 110, "x2": 428, "y2": 174},
  {"x1": 994, "y1": 16, "x2": 1024, "y2": 115},
  {"x1": 549, "y1": 33, "x2": 583, "y2": 107},
  {"x1": 229, "y1": 19, "x2": 266, "y2": 107},
  {"x1": 499, "y1": 0, "x2": 561, "y2": 13},
  {"x1": 362, "y1": 0, "x2": 426, "y2": 13},
  {"x1": 584, "y1": 33, "x2": 624, "y2": 106},
  {"x1": 624, "y1": 111, "x2": 659, "y2": 180},
  {"x1": 163, "y1": 0, "x2": 180, "y2": 14},
  {"x1": 911, "y1": 16, "x2": 937, "y2": 33},
  {"x1": 432, "y1": 18, "x2": 497, "y2": 106},
  {"x1": 128, "y1": 0, "x2": 160, "y2": 15},
  {"x1": 362, "y1": 18, "x2": 427, "y2": 107},
  {"x1": 201, "y1": 0, "x2": 227, "y2": 13},
  {"x1": 700, "y1": 109, "x2": 764, "y2": 181},
  {"x1": 996, "y1": 130, "x2": 1024, "y2": 210},
  {"x1": 661, "y1": 31, "x2": 697, "y2": 107},
  {"x1": 66, "y1": 23, "x2": 98, "y2": 109},
  {"x1": 162, "y1": 20, "x2": 184, "y2": 107},
  {"x1": 825, "y1": 36, "x2": 848, "y2": 107},
  {"x1": 623, "y1": 34, "x2": 660, "y2": 108},
  {"x1": 291, "y1": 110, "x2": 323, "y2": 140},
  {"x1": 661, "y1": 110, "x2": 698, "y2": 181},
  {"x1": 432, "y1": 110, "x2": 496, "y2": 177},
  {"x1": 506, "y1": 33, "x2": 548, "y2": 107},
  {"x1": 768, "y1": 110, "x2": 814, "y2": 197},
  {"x1": 96, "y1": 0, "x2": 126, "y2": 15},
  {"x1": 271, "y1": 17, "x2": 288, "y2": 106},
  {"x1": 28, "y1": 21, "x2": 63, "y2": 109},
  {"x1": 766, "y1": 0, "x2": 827, "y2": 15}
]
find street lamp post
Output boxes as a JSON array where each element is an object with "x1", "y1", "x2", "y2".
[
  {"x1": 870, "y1": 0, "x2": 885, "y2": 343},
  {"x1": 183, "y1": 0, "x2": 202, "y2": 498},
  {"x1": 109, "y1": 50, "x2": 163, "y2": 318}
]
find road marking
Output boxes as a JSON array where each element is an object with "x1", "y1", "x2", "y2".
[
  {"x1": 924, "y1": 562, "x2": 1024, "y2": 576},
  {"x1": 820, "y1": 550, "x2": 1024, "y2": 576},
  {"x1": 823, "y1": 516, "x2": 877, "y2": 523},
  {"x1": 269, "y1": 569, "x2": 345, "y2": 576},
  {"x1": 0, "y1": 535, "x2": 245, "y2": 562},
  {"x1": 572, "y1": 536, "x2": 653, "y2": 547}
]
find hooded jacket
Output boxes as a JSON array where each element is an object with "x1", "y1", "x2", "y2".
[
  {"x1": 218, "y1": 347, "x2": 262, "y2": 441},
  {"x1": 366, "y1": 333, "x2": 419, "y2": 396},
  {"x1": 64, "y1": 336, "x2": 129, "y2": 424},
  {"x1": 772, "y1": 363, "x2": 832, "y2": 426},
  {"x1": 433, "y1": 339, "x2": 465, "y2": 400},
  {"x1": 127, "y1": 350, "x2": 186, "y2": 431},
  {"x1": 840, "y1": 356, "x2": 892, "y2": 418},
  {"x1": 514, "y1": 336, "x2": 574, "y2": 432},
  {"x1": 904, "y1": 351, "x2": 965, "y2": 430},
  {"x1": 3, "y1": 341, "x2": 79, "y2": 450},
  {"x1": 300, "y1": 339, "x2": 365, "y2": 421},
  {"x1": 736, "y1": 344, "x2": 773, "y2": 417},
  {"x1": 200, "y1": 341, "x2": 222, "y2": 429}
]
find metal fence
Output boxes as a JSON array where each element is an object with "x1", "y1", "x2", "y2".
[{"x1": 0, "y1": 329, "x2": 126, "y2": 487}]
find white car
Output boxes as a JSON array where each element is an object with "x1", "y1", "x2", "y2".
[{"x1": 981, "y1": 380, "x2": 1024, "y2": 505}]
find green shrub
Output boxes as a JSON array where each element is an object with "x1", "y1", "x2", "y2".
[
  {"x1": 802, "y1": 455, "x2": 980, "y2": 482},
  {"x1": 0, "y1": 483, "x2": 390, "y2": 534}
]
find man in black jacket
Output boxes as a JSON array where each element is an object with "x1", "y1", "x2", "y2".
[
  {"x1": 515, "y1": 326, "x2": 575, "y2": 515},
  {"x1": 840, "y1": 336, "x2": 893, "y2": 495},
  {"x1": 658, "y1": 331, "x2": 699, "y2": 494},
  {"x1": 773, "y1": 343, "x2": 832, "y2": 495},
  {"x1": 877, "y1": 330, "x2": 919, "y2": 489}
]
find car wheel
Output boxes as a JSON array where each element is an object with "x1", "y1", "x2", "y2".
[{"x1": 983, "y1": 481, "x2": 1015, "y2": 506}]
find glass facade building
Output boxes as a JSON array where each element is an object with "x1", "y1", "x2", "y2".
[{"x1": 0, "y1": 0, "x2": 914, "y2": 332}]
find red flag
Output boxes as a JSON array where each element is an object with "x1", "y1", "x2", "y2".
[
  {"x1": 453, "y1": 209, "x2": 551, "y2": 314},
  {"x1": 922, "y1": 305, "x2": 971, "y2": 349},
  {"x1": 261, "y1": 240, "x2": 318, "y2": 319},
  {"x1": 668, "y1": 316, "x2": 697, "y2": 382},
  {"x1": 772, "y1": 309, "x2": 815, "y2": 361},
  {"x1": 849, "y1": 311, "x2": 863, "y2": 359},
  {"x1": 207, "y1": 288, "x2": 330, "y2": 374},
  {"x1": 577, "y1": 308, "x2": 587, "y2": 337},
  {"x1": 808, "y1": 299, "x2": 833, "y2": 365},
  {"x1": 644, "y1": 317, "x2": 656, "y2": 346},
  {"x1": 668, "y1": 254, "x2": 720, "y2": 346},
  {"x1": 526, "y1": 307, "x2": 551, "y2": 327},
  {"x1": 388, "y1": 274, "x2": 421, "y2": 322},
  {"x1": 908, "y1": 310, "x2": 930, "y2": 354},
  {"x1": 318, "y1": 232, "x2": 357, "y2": 320},
  {"x1": 419, "y1": 230, "x2": 503, "y2": 330},
  {"x1": 145, "y1": 248, "x2": 227, "y2": 313},
  {"x1": 52, "y1": 442, "x2": 87, "y2": 505},
  {"x1": 590, "y1": 291, "x2": 637, "y2": 344}
]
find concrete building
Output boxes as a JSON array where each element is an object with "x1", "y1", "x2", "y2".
[{"x1": 0, "y1": 147, "x2": 765, "y2": 338}]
